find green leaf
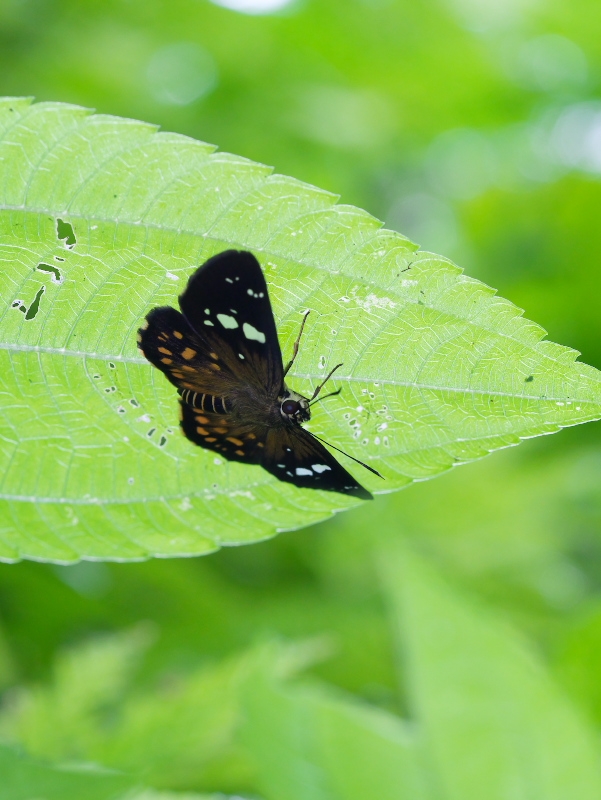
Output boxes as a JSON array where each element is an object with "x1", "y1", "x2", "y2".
[
  {"x1": 0, "y1": 626, "x2": 155, "y2": 762},
  {"x1": 0, "y1": 627, "x2": 251, "y2": 790},
  {"x1": 382, "y1": 546, "x2": 601, "y2": 800},
  {"x1": 0, "y1": 743, "x2": 134, "y2": 800},
  {"x1": 1, "y1": 97, "x2": 600, "y2": 561},
  {"x1": 239, "y1": 646, "x2": 428, "y2": 800},
  {"x1": 130, "y1": 793, "x2": 250, "y2": 800}
]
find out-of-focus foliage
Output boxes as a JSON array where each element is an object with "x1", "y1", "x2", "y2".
[
  {"x1": 1, "y1": 0, "x2": 601, "y2": 796},
  {"x1": 3, "y1": 548, "x2": 601, "y2": 799},
  {"x1": 0, "y1": 742, "x2": 134, "y2": 800}
]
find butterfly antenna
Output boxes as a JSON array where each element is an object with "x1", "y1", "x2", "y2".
[
  {"x1": 283, "y1": 310, "x2": 311, "y2": 378},
  {"x1": 310, "y1": 363, "x2": 343, "y2": 402},
  {"x1": 308, "y1": 431, "x2": 384, "y2": 479},
  {"x1": 309, "y1": 387, "x2": 342, "y2": 407}
]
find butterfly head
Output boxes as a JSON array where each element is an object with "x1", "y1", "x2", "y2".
[{"x1": 279, "y1": 389, "x2": 311, "y2": 424}]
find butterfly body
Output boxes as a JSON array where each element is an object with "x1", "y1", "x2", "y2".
[{"x1": 138, "y1": 250, "x2": 374, "y2": 500}]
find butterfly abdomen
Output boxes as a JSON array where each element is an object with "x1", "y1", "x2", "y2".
[{"x1": 179, "y1": 389, "x2": 229, "y2": 414}]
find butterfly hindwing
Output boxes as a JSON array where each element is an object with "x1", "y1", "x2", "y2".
[
  {"x1": 138, "y1": 306, "x2": 237, "y2": 397},
  {"x1": 178, "y1": 250, "x2": 283, "y2": 398},
  {"x1": 262, "y1": 426, "x2": 373, "y2": 500},
  {"x1": 179, "y1": 401, "x2": 267, "y2": 464}
]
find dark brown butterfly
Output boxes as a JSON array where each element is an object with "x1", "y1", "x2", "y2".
[{"x1": 137, "y1": 250, "x2": 381, "y2": 499}]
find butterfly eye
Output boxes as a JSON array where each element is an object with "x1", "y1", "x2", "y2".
[{"x1": 282, "y1": 399, "x2": 300, "y2": 417}]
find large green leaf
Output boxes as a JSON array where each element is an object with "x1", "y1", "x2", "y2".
[{"x1": 1, "y1": 97, "x2": 600, "y2": 561}]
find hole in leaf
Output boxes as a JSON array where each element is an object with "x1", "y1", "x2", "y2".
[
  {"x1": 25, "y1": 286, "x2": 45, "y2": 320},
  {"x1": 54, "y1": 255, "x2": 65, "y2": 262},
  {"x1": 525, "y1": 375, "x2": 534, "y2": 382},
  {"x1": 56, "y1": 218, "x2": 76, "y2": 247},
  {"x1": 159, "y1": 436, "x2": 167, "y2": 447},
  {"x1": 147, "y1": 428, "x2": 157, "y2": 437},
  {"x1": 36, "y1": 263, "x2": 63, "y2": 284},
  {"x1": 130, "y1": 399, "x2": 140, "y2": 407}
]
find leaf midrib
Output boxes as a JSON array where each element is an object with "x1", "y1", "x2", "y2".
[
  {"x1": 2, "y1": 201, "x2": 589, "y2": 384},
  {"x1": 0, "y1": 343, "x2": 595, "y2": 403}
]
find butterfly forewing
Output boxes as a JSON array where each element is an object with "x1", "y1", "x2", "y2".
[
  {"x1": 178, "y1": 250, "x2": 283, "y2": 399},
  {"x1": 262, "y1": 426, "x2": 373, "y2": 500}
]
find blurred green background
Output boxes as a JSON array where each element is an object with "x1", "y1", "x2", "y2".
[{"x1": 2, "y1": 0, "x2": 601, "y2": 795}]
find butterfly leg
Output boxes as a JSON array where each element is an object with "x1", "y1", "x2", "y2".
[
  {"x1": 309, "y1": 363, "x2": 343, "y2": 402},
  {"x1": 309, "y1": 387, "x2": 342, "y2": 407},
  {"x1": 283, "y1": 310, "x2": 310, "y2": 377}
]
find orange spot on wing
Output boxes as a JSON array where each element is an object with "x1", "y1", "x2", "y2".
[
  {"x1": 182, "y1": 347, "x2": 197, "y2": 360},
  {"x1": 226, "y1": 437, "x2": 243, "y2": 446},
  {"x1": 214, "y1": 428, "x2": 227, "y2": 434},
  {"x1": 173, "y1": 331, "x2": 183, "y2": 339},
  {"x1": 235, "y1": 449, "x2": 245, "y2": 456},
  {"x1": 247, "y1": 433, "x2": 256, "y2": 439},
  {"x1": 209, "y1": 352, "x2": 219, "y2": 360},
  {"x1": 158, "y1": 346, "x2": 172, "y2": 355},
  {"x1": 196, "y1": 426, "x2": 209, "y2": 435},
  {"x1": 161, "y1": 357, "x2": 173, "y2": 364},
  {"x1": 206, "y1": 437, "x2": 217, "y2": 442},
  {"x1": 195, "y1": 415, "x2": 209, "y2": 424},
  {"x1": 209, "y1": 363, "x2": 221, "y2": 371}
]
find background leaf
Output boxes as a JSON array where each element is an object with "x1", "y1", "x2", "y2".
[
  {"x1": 381, "y1": 546, "x2": 601, "y2": 800},
  {"x1": 238, "y1": 646, "x2": 428, "y2": 800},
  {"x1": 0, "y1": 743, "x2": 134, "y2": 800},
  {"x1": 1, "y1": 97, "x2": 601, "y2": 561}
]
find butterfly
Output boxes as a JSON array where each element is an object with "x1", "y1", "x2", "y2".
[{"x1": 137, "y1": 250, "x2": 382, "y2": 500}]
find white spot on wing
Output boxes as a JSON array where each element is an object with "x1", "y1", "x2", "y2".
[
  {"x1": 243, "y1": 322, "x2": 266, "y2": 343},
  {"x1": 312, "y1": 464, "x2": 331, "y2": 473},
  {"x1": 225, "y1": 277, "x2": 233, "y2": 283},
  {"x1": 204, "y1": 320, "x2": 214, "y2": 326},
  {"x1": 296, "y1": 467, "x2": 313, "y2": 476},
  {"x1": 217, "y1": 313, "x2": 239, "y2": 329}
]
